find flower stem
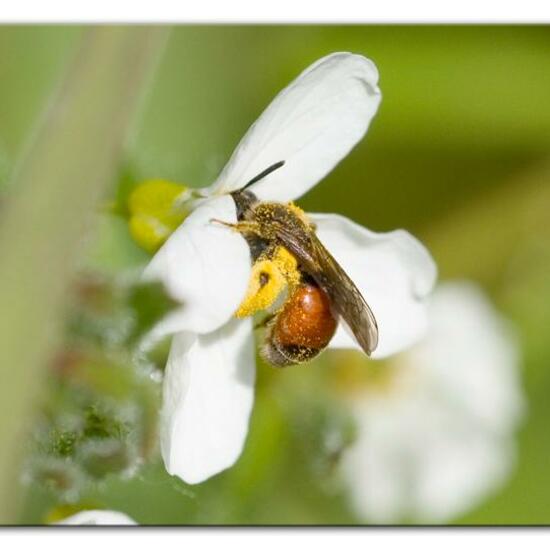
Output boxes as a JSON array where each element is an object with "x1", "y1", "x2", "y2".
[{"x1": 0, "y1": 26, "x2": 169, "y2": 522}]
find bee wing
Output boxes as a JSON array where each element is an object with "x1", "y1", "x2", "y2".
[
  {"x1": 276, "y1": 225, "x2": 379, "y2": 356},
  {"x1": 208, "y1": 53, "x2": 381, "y2": 203}
]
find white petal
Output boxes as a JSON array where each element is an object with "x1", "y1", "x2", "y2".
[
  {"x1": 143, "y1": 195, "x2": 251, "y2": 337},
  {"x1": 412, "y1": 418, "x2": 515, "y2": 523},
  {"x1": 161, "y1": 318, "x2": 255, "y2": 484},
  {"x1": 310, "y1": 213, "x2": 437, "y2": 358},
  {"x1": 339, "y1": 400, "x2": 409, "y2": 523},
  {"x1": 341, "y1": 393, "x2": 517, "y2": 524},
  {"x1": 339, "y1": 282, "x2": 525, "y2": 524},
  {"x1": 209, "y1": 53, "x2": 381, "y2": 202},
  {"x1": 408, "y1": 282, "x2": 526, "y2": 435},
  {"x1": 55, "y1": 510, "x2": 136, "y2": 525}
]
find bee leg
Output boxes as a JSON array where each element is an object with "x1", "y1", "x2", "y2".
[
  {"x1": 210, "y1": 218, "x2": 262, "y2": 237},
  {"x1": 254, "y1": 313, "x2": 276, "y2": 330}
]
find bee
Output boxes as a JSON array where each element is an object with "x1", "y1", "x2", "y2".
[
  {"x1": 262, "y1": 277, "x2": 339, "y2": 367},
  {"x1": 221, "y1": 161, "x2": 379, "y2": 367}
]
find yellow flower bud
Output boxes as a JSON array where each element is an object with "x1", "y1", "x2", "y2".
[{"x1": 127, "y1": 179, "x2": 191, "y2": 253}]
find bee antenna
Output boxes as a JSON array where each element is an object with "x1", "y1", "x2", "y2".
[{"x1": 242, "y1": 160, "x2": 285, "y2": 190}]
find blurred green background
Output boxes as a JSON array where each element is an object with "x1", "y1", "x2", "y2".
[{"x1": 1, "y1": 25, "x2": 550, "y2": 525}]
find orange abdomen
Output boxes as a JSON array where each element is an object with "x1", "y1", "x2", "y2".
[{"x1": 275, "y1": 283, "x2": 337, "y2": 349}]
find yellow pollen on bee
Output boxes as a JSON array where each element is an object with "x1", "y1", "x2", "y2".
[
  {"x1": 287, "y1": 202, "x2": 310, "y2": 225},
  {"x1": 272, "y1": 246, "x2": 301, "y2": 287},
  {"x1": 235, "y1": 246, "x2": 300, "y2": 318}
]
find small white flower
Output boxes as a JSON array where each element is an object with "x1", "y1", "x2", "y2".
[
  {"x1": 145, "y1": 53, "x2": 437, "y2": 484},
  {"x1": 339, "y1": 282, "x2": 526, "y2": 524},
  {"x1": 55, "y1": 510, "x2": 136, "y2": 525}
]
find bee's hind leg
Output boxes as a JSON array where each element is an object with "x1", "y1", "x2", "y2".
[{"x1": 254, "y1": 312, "x2": 277, "y2": 330}]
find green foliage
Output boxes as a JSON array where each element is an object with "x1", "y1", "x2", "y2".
[
  {"x1": 50, "y1": 430, "x2": 78, "y2": 457},
  {"x1": 109, "y1": 163, "x2": 142, "y2": 219},
  {"x1": 0, "y1": 26, "x2": 167, "y2": 521},
  {"x1": 4, "y1": 25, "x2": 550, "y2": 525},
  {"x1": 68, "y1": 274, "x2": 177, "y2": 351},
  {"x1": 126, "y1": 281, "x2": 179, "y2": 347},
  {"x1": 22, "y1": 271, "x2": 175, "y2": 506},
  {"x1": 82, "y1": 404, "x2": 129, "y2": 440}
]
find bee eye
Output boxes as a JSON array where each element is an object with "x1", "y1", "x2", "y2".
[{"x1": 259, "y1": 272, "x2": 270, "y2": 287}]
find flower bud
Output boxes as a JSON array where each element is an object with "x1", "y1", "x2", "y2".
[{"x1": 128, "y1": 179, "x2": 192, "y2": 253}]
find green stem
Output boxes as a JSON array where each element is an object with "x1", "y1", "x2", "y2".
[{"x1": 0, "y1": 26, "x2": 168, "y2": 522}]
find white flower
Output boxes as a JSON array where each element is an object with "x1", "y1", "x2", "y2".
[
  {"x1": 55, "y1": 510, "x2": 136, "y2": 525},
  {"x1": 339, "y1": 282, "x2": 526, "y2": 524},
  {"x1": 145, "y1": 53, "x2": 437, "y2": 484}
]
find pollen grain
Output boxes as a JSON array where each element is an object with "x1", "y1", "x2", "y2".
[{"x1": 235, "y1": 246, "x2": 300, "y2": 318}]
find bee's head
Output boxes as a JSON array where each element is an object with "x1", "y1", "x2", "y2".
[
  {"x1": 231, "y1": 160, "x2": 286, "y2": 219},
  {"x1": 231, "y1": 189, "x2": 258, "y2": 220}
]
